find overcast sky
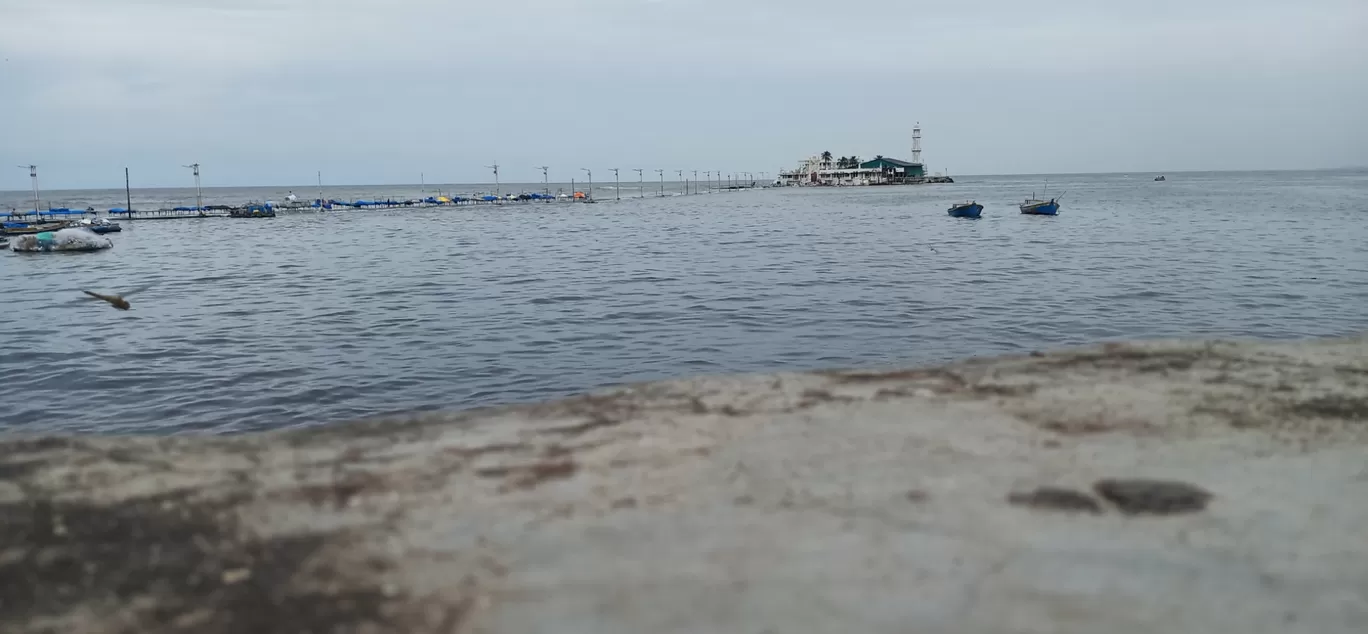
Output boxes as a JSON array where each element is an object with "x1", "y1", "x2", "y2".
[{"x1": 1, "y1": 0, "x2": 1366, "y2": 189}]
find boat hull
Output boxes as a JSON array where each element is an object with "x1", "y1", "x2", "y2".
[
  {"x1": 1, "y1": 221, "x2": 68, "y2": 236},
  {"x1": 1019, "y1": 201, "x2": 1060, "y2": 216},
  {"x1": 947, "y1": 203, "x2": 983, "y2": 218}
]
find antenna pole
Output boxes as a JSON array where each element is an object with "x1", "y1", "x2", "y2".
[{"x1": 125, "y1": 167, "x2": 132, "y2": 216}]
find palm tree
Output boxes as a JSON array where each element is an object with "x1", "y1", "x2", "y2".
[{"x1": 821, "y1": 151, "x2": 833, "y2": 167}]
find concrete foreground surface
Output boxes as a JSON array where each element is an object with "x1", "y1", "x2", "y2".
[{"x1": 2, "y1": 335, "x2": 1367, "y2": 633}]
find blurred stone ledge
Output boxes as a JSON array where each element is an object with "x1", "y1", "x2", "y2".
[{"x1": 2, "y1": 334, "x2": 1366, "y2": 633}]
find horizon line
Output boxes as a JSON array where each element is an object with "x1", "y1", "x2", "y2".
[{"x1": 2, "y1": 166, "x2": 1363, "y2": 193}]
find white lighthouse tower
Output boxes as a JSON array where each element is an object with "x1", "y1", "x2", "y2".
[{"x1": 911, "y1": 123, "x2": 923, "y2": 167}]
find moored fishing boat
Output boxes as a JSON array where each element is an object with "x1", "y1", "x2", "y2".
[
  {"x1": 77, "y1": 217, "x2": 122, "y2": 233},
  {"x1": 947, "y1": 201, "x2": 983, "y2": 218},
  {"x1": 1, "y1": 220, "x2": 68, "y2": 236},
  {"x1": 1019, "y1": 198, "x2": 1060, "y2": 216}
]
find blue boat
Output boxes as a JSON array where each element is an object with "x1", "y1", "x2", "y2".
[
  {"x1": 77, "y1": 217, "x2": 122, "y2": 233},
  {"x1": 947, "y1": 201, "x2": 983, "y2": 218},
  {"x1": 1019, "y1": 198, "x2": 1060, "y2": 216}
]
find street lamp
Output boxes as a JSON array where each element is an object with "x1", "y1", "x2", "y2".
[
  {"x1": 486, "y1": 162, "x2": 500, "y2": 198},
  {"x1": 676, "y1": 170, "x2": 684, "y2": 195},
  {"x1": 581, "y1": 168, "x2": 593, "y2": 202},
  {"x1": 610, "y1": 168, "x2": 620, "y2": 201},
  {"x1": 633, "y1": 168, "x2": 644, "y2": 198},
  {"x1": 655, "y1": 169, "x2": 664, "y2": 197},
  {"x1": 539, "y1": 166, "x2": 550, "y2": 196},
  {"x1": 182, "y1": 163, "x2": 203, "y2": 211},
  {"x1": 16, "y1": 164, "x2": 38, "y2": 214},
  {"x1": 704, "y1": 171, "x2": 711, "y2": 194}
]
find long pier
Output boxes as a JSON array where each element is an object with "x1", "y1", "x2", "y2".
[{"x1": 4, "y1": 186, "x2": 766, "y2": 223}]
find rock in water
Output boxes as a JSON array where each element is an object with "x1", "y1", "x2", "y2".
[{"x1": 1, "y1": 335, "x2": 1367, "y2": 633}]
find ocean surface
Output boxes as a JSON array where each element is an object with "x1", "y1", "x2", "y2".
[{"x1": 2, "y1": 170, "x2": 1366, "y2": 435}]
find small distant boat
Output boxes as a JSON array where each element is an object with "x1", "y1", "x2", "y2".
[
  {"x1": 77, "y1": 217, "x2": 122, "y2": 234},
  {"x1": 1019, "y1": 198, "x2": 1060, "y2": 216},
  {"x1": 947, "y1": 201, "x2": 983, "y2": 218},
  {"x1": 1154, "y1": 175, "x2": 1166, "y2": 182}
]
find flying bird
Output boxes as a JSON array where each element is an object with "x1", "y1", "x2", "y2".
[{"x1": 80, "y1": 284, "x2": 154, "y2": 310}]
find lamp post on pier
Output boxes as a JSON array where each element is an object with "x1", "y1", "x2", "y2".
[
  {"x1": 539, "y1": 166, "x2": 550, "y2": 196},
  {"x1": 655, "y1": 169, "x2": 664, "y2": 197},
  {"x1": 181, "y1": 163, "x2": 203, "y2": 211},
  {"x1": 581, "y1": 168, "x2": 593, "y2": 202},
  {"x1": 486, "y1": 162, "x2": 500, "y2": 198},
  {"x1": 16, "y1": 164, "x2": 38, "y2": 214},
  {"x1": 633, "y1": 169, "x2": 644, "y2": 198},
  {"x1": 610, "y1": 168, "x2": 620, "y2": 201}
]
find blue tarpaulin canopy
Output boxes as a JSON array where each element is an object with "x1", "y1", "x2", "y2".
[
  {"x1": 481, "y1": 195, "x2": 498, "y2": 201},
  {"x1": 109, "y1": 208, "x2": 130, "y2": 213}
]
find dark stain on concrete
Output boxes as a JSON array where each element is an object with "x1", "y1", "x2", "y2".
[
  {"x1": 475, "y1": 459, "x2": 579, "y2": 491},
  {"x1": 1286, "y1": 395, "x2": 1368, "y2": 420},
  {"x1": 1037, "y1": 347, "x2": 1226, "y2": 375},
  {"x1": 796, "y1": 389, "x2": 860, "y2": 409},
  {"x1": 0, "y1": 488, "x2": 427, "y2": 634},
  {"x1": 0, "y1": 457, "x2": 50, "y2": 481},
  {"x1": 292, "y1": 471, "x2": 388, "y2": 510},
  {"x1": 1007, "y1": 487, "x2": 1103, "y2": 514},
  {"x1": 541, "y1": 413, "x2": 623, "y2": 438},
  {"x1": 1093, "y1": 478, "x2": 1213, "y2": 515},
  {"x1": 824, "y1": 368, "x2": 942, "y2": 385}
]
